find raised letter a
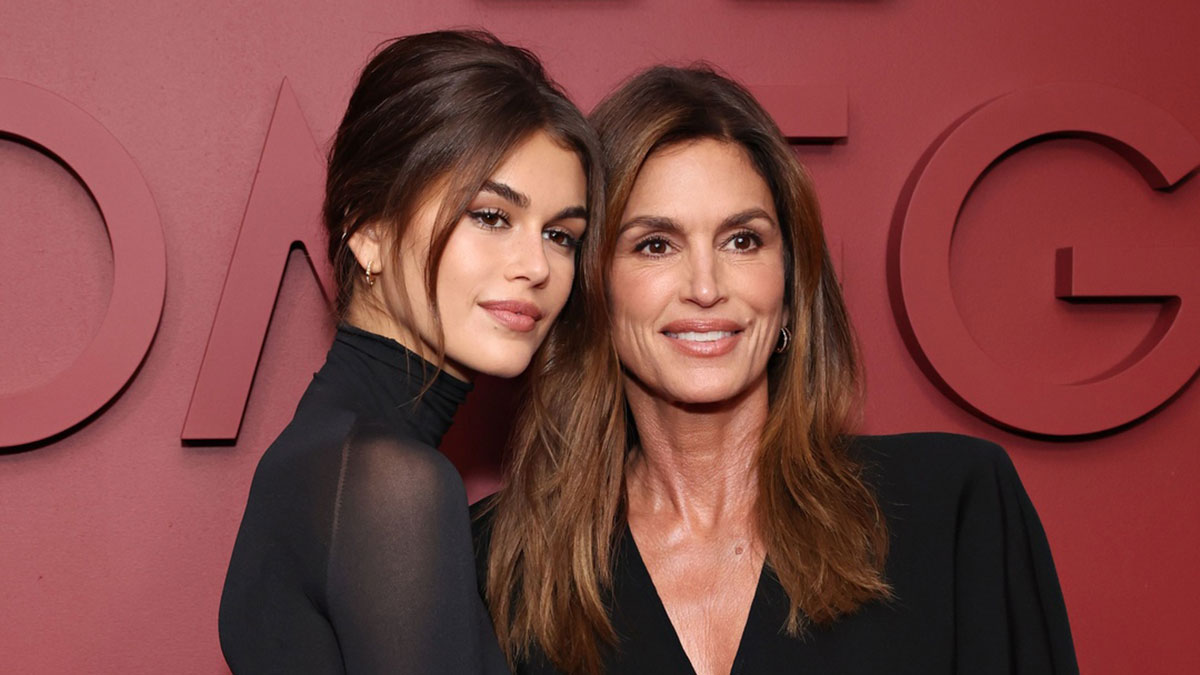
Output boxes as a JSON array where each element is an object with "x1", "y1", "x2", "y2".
[{"x1": 182, "y1": 79, "x2": 333, "y2": 442}]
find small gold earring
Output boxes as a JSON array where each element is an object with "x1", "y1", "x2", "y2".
[{"x1": 365, "y1": 260, "x2": 375, "y2": 287}]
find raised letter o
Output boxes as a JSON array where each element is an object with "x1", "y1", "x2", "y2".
[{"x1": 0, "y1": 79, "x2": 166, "y2": 448}]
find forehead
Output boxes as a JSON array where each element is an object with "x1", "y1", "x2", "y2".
[
  {"x1": 623, "y1": 138, "x2": 775, "y2": 223},
  {"x1": 489, "y1": 130, "x2": 586, "y2": 202}
]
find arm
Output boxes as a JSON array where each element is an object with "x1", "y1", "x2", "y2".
[
  {"x1": 325, "y1": 431, "x2": 509, "y2": 674},
  {"x1": 218, "y1": 418, "x2": 350, "y2": 675},
  {"x1": 953, "y1": 440, "x2": 1079, "y2": 674}
]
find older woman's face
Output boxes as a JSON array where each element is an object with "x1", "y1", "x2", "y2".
[{"x1": 609, "y1": 139, "x2": 787, "y2": 405}]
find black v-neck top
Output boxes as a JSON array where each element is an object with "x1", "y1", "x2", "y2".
[
  {"x1": 219, "y1": 324, "x2": 509, "y2": 674},
  {"x1": 473, "y1": 432, "x2": 1079, "y2": 674}
]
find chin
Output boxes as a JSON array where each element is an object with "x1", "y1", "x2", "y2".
[
  {"x1": 660, "y1": 379, "x2": 748, "y2": 406},
  {"x1": 460, "y1": 346, "x2": 536, "y2": 379}
]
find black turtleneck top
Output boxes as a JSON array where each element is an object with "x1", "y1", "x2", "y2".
[{"x1": 219, "y1": 324, "x2": 509, "y2": 674}]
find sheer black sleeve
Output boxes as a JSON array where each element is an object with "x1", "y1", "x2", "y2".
[
  {"x1": 219, "y1": 418, "x2": 508, "y2": 674},
  {"x1": 326, "y1": 428, "x2": 508, "y2": 673}
]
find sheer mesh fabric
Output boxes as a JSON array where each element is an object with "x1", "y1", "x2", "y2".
[{"x1": 219, "y1": 325, "x2": 508, "y2": 674}]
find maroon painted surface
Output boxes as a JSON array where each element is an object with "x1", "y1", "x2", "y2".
[
  {"x1": 182, "y1": 80, "x2": 333, "y2": 442},
  {"x1": 894, "y1": 83, "x2": 1200, "y2": 435},
  {"x1": 750, "y1": 84, "x2": 848, "y2": 140},
  {"x1": 2, "y1": 1, "x2": 1199, "y2": 673},
  {"x1": 0, "y1": 79, "x2": 166, "y2": 447}
]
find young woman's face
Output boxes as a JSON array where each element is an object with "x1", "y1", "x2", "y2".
[
  {"x1": 364, "y1": 130, "x2": 588, "y2": 379},
  {"x1": 608, "y1": 138, "x2": 787, "y2": 405}
]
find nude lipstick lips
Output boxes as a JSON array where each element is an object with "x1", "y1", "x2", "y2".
[{"x1": 480, "y1": 300, "x2": 543, "y2": 333}]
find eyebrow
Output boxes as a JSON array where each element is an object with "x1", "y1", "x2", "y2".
[
  {"x1": 480, "y1": 181, "x2": 586, "y2": 222},
  {"x1": 618, "y1": 215, "x2": 681, "y2": 236},
  {"x1": 720, "y1": 207, "x2": 777, "y2": 231},
  {"x1": 480, "y1": 180, "x2": 530, "y2": 208},
  {"x1": 552, "y1": 205, "x2": 588, "y2": 222},
  {"x1": 618, "y1": 208, "x2": 776, "y2": 235}
]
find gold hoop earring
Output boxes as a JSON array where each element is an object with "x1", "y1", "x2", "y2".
[
  {"x1": 365, "y1": 260, "x2": 375, "y2": 287},
  {"x1": 775, "y1": 326, "x2": 791, "y2": 354}
]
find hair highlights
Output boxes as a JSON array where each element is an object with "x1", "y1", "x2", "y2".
[{"x1": 483, "y1": 65, "x2": 890, "y2": 673}]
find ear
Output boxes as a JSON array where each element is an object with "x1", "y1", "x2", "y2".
[{"x1": 347, "y1": 224, "x2": 384, "y2": 275}]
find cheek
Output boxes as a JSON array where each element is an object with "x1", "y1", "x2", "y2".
[
  {"x1": 544, "y1": 252, "x2": 576, "y2": 313},
  {"x1": 609, "y1": 263, "x2": 657, "y2": 327},
  {"x1": 434, "y1": 227, "x2": 493, "y2": 309},
  {"x1": 608, "y1": 262, "x2": 673, "y2": 358},
  {"x1": 736, "y1": 258, "x2": 788, "y2": 317}
]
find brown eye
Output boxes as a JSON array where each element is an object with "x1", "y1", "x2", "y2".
[
  {"x1": 543, "y1": 228, "x2": 579, "y2": 250},
  {"x1": 723, "y1": 230, "x2": 763, "y2": 253},
  {"x1": 634, "y1": 237, "x2": 672, "y2": 256},
  {"x1": 470, "y1": 208, "x2": 509, "y2": 229}
]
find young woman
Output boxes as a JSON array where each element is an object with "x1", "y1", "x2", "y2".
[
  {"x1": 218, "y1": 31, "x2": 600, "y2": 673},
  {"x1": 477, "y1": 66, "x2": 1078, "y2": 674}
]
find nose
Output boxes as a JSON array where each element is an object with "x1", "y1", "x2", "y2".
[
  {"x1": 504, "y1": 227, "x2": 551, "y2": 287},
  {"x1": 682, "y1": 248, "x2": 724, "y2": 307}
]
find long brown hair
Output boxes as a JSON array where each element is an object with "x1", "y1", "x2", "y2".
[
  {"x1": 323, "y1": 30, "x2": 602, "y2": 357},
  {"x1": 483, "y1": 65, "x2": 890, "y2": 673}
]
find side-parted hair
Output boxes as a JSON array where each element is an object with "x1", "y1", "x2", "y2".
[
  {"x1": 483, "y1": 65, "x2": 891, "y2": 674},
  {"x1": 323, "y1": 30, "x2": 602, "y2": 359}
]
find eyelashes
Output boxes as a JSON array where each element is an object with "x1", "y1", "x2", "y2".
[
  {"x1": 543, "y1": 229, "x2": 580, "y2": 251},
  {"x1": 631, "y1": 229, "x2": 765, "y2": 257},
  {"x1": 723, "y1": 229, "x2": 763, "y2": 252},
  {"x1": 467, "y1": 208, "x2": 579, "y2": 251},
  {"x1": 633, "y1": 235, "x2": 672, "y2": 256},
  {"x1": 468, "y1": 207, "x2": 510, "y2": 229}
]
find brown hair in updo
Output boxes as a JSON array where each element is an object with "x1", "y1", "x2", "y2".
[{"x1": 322, "y1": 30, "x2": 602, "y2": 349}]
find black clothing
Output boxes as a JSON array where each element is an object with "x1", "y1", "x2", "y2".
[
  {"x1": 473, "y1": 432, "x2": 1079, "y2": 674},
  {"x1": 220, "y1": 324, "x2": 508, "y2": 674}
]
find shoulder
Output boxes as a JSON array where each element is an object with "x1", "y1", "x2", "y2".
[
  {"x1": 321, "y1": 422, "x2": 477, "y2": 572},
  {"x1": 243, "y1": 407, "x2": 359, "y2": 506},
  {"x1": 243, "y1": 412, "x2": 470, "y2": 541},
  {"x1": 845, "y1": 434, "x2": 1078, "y2": 670},
  {"x1": 850, "y1": 432, "x2": 1022, "y2": 511},
  {"x1": 251, "y1": 408, "x2": 462, "y2": 495},
  {"x1": 853, "y1": 431, "x2": 1014, "y2": 484},
  {"x1": 334, "y1": 421, "x2": 468, "y2": 512}
]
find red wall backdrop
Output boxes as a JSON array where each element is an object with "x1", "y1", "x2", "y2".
[{"x1": 3, "y1": 1, "x2": 1199, "y2": 672}]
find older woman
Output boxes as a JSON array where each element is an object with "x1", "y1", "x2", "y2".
[{"x1": 476, "y1": 65, "x2": 1078, "y2": 675}]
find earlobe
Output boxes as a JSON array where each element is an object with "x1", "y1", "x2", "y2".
[{"x1": 347, "y1": 225, "x2": 384, "y2": 279}]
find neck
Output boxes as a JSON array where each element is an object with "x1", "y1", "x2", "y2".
[
  {"x1": 624, "y1": 374, "x2": 768, "y2": 531},
  {"x1": 344, "y1": 302, "x2": 472, "y2": 382},
  {"x1": 329, "y1": 322, "x2": 474, "y2": 448}
]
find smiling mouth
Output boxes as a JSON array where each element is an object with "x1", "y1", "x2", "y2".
[
  {"x1": 659, "y1": 320, "x2": 744, "y2": 357},
  {"x1": 663, "y1": 330, "x2": 739, "y2": 342}
]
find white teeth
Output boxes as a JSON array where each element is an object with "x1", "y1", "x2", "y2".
[{"x1": 666, "y1": 331, "x2": 734, "y2": 342}]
